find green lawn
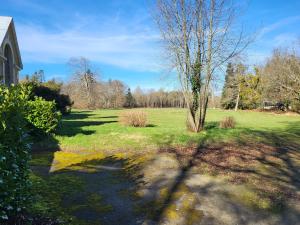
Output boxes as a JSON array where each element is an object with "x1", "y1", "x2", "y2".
[
  {"x1": 51, "y1": 108, "x2": 300, "y2": 152},
  {"x1": 30, "y1": 108, "x2": 300, "y2": 225}
]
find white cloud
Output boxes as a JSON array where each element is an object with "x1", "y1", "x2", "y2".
[
  {"x1": 258, "y1": 16, "x2": 300, "y2": 38},
  {"x1": 247, "y1": 16, "x2": 300, "y2": 66},
  {"x1": 15, "y1": 13, "x2": 163, "y2": 72}
]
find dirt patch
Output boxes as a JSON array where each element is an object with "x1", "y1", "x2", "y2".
[
  {"x1": 159, "y1": 141, "x2": 300, "y2": 222},
  {"x1": 138, "y1": 150, "x2": 300, "y2": 225}
]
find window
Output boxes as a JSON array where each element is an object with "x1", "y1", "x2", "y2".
[
  {"x1": 0, "y1": 62, "x2": 3, "y2": 84},
  {"x1": 4, "y1": 44, "x2": 13, "y2": 85}
]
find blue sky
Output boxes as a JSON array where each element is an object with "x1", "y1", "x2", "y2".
[{"x1": 1, "y1": 0, "x2": 300, "y2": 90}]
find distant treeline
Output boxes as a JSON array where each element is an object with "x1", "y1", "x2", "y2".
[
  {"x1": 62, "y1": 78, "x2": 190, "y2": 109},
  {"x1": 22, "y1": 58, "x2": 219, "y2": 110}
]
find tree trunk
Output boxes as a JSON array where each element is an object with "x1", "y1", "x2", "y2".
[{"x1": 234, "y1": 86, "x2": 240, "y2": 111}]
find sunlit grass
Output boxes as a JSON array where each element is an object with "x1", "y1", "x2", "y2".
[{"x1": 54, "y1": 108, "x2": 300, "y2": 151}]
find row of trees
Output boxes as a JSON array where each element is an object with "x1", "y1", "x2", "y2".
[
  {"x1": 63, "y1": 78, "x2": 187, "y2": 109},
  {"x1": 59, "y1": 57, "x2": 189, "y2": 109},
  {"x1": 133, "y1": 88, "x2": 186, "y2": 108},
  {"x1": 221, "y1": 46, "x2": 300, "y2": 112},
  {"x1": 24, "y1": 56, "x2": 222, "y2": 111}
]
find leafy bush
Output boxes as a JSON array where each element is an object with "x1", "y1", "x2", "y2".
[
  {"x1": 22, "y1": 79, "x2": 73, "y2": 115},
  {"x1": 25, "y1": 97, "x2": 60, "y2": 134},
  {"x1": 34, "y1": 82, "x2": 72, "y2": 115},
  {"x1": 120, "y1": 110, "x2": 147, "y2": 127},
  {"x1": 0, "y1": 85, "x2": 31, "y2": 222},
  {"x1": 219, "y1": 116, "x2": 236, "y2": 129}
]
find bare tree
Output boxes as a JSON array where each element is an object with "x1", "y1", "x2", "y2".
[
  {"x1": 262, "y1": 48, "x2": 300, "y2": 110},
  {"x1": 155, "y1": 0, "x2": 249, "y2": 132},
  {"x1": 108, "y1": 80, "x2": 127, "y2": 108},
  {"x1": 68, "y1": 57, "x2": 98, "y2": 109},
  {"x1": 133, "y1": 86, "x2": 147, "y2": 107}
]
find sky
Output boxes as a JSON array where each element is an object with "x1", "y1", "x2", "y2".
[{"x1": 1, "y1": 0, "x2": 300, "y2": 90}]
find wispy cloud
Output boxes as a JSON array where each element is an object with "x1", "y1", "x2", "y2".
[
  {"x1": 247, "y1": 15, "x2": 300, "y2": 65},
  {"x1": 259, "y1": 15, "x2": 300, "y2": 38},
  {"x1": 17, "y1": 22, "x2": 162, "y2": 72}
]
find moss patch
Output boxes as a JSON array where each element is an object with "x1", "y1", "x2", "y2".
[
  {"x1": 30, "y1": 152, "x2": 54, "y2": 167},
  {"x1": 51, "y1": 151, "x2": 106, "y2": 172},
  {"x1": 29, "y1": 172, "x2": 85, "y2": 223},
  {"x1": 226, "y1": 185, "x2": 275, "y2": 212},
  {"x1": 137, "y1": 184, "x2": 203, "y2": 224}
]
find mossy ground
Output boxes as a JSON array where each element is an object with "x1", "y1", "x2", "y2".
[{"x1": 30, "y1": 150, "x2": 153, "y2": 225}]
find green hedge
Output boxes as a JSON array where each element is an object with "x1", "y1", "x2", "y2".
[
  {"x1": 22, "y1": 79, "x2": 73, "y2": 115},
  {"x1": 26, "y1": 96, "x2": 60, "y2": 134},
  {"x1": 0, "y1": 84, "x2": 61, "y2": 222},
  {"x1": 0, "y1": 85, "x2": 31, "y2": 221}
]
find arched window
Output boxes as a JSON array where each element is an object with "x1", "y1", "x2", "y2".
[
  {"x1": 4, "y1": 44, "x2": 14, "y2": 85},
  {"x1": 0, "y1": 59, "x2": 3, "y2": 84}
]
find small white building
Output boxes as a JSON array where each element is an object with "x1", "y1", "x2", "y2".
[{"x1": 0, "y1": 16, "x2": 22, "y2": 85}]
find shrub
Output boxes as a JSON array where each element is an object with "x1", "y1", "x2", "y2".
[
  {"x1": 25, "y1": 97, "x2": 60, "y2": 134},
  {"x1": 219, "y1": 116, "x2": 236, "y2": 129},
  {"x1": 22, "y1": 80, "x2": 73, "y2": 115},
  {"x1": 120, "y1": 110, "x2": 147, "y2": 127},
  {"x1": 0, "y1": 85, "x2": 31, "y2": 222},
  {"x1": 34, "y1": 84, "x2": 72, "y2": 115}
]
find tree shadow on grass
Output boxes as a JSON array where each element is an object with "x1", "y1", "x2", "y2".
[
  {"x1": 31, "y1": 153, "x2": 147, "y2": 225},
  {"x1": 204, "y1": 121, "x2": 219, "y2": 129},
  {"x1": 63, "y1": 111, "x2": 96, "y2": 120},
  {"x1": 57, "y1": 120, "x2": 117, "y2": 137},
  {"x1": 96, "y1": 116, "x2": 119, "y2": 119},
  {"x1": 149, "y1": 120, "x2": 300, "y2": 224},
  {"x1": 56, "y1": 110, "x2": 118, "y2": 137}
]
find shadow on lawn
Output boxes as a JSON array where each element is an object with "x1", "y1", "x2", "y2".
[
  {"x1": 57, "y1": 120, "x2": 117, "y2": 137},
  {"x1": 63, "y1": 111, "x2": 95, "y2": 120},
  {"x1": 57, "y1": 111, "x2": 118, "y2": 137},
  {"x1": 96, "y1": 116, "x2": 119, "y2": 119},
  {"x1": 31, "y1": 153, "x2": 147, "y2": 225},
  {"x1": 151, "y1": 120, "x2": 300, "y2": 224}
]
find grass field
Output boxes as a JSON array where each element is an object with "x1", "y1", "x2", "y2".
[
  {"x1": 47, "y1": 108, "x2": 300, "y2": 151},
  {"x1": 30, "y1": 108, "x2": 300, "y2": 225}
]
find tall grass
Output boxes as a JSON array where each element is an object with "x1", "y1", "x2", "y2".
[
  {"x1": 120, "y1": 110, "x2": 147, "y2": 127},
  {"x1": 219, "y1": 116, "x2": 236, "y2": 129}
]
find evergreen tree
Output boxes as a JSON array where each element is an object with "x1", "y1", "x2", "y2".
[
  {"x1": 124, "y1": 88, "x2": 136, "y2": 108},
  {"x1": 221, "y1": 63, "x2": 236, "y2": 109}
]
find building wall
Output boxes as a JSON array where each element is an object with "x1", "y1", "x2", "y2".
[
  {"x1": 0, "y1": 58, "x2": 3, "y2": 83},
  {"x1": 0, "y1": 25, "x2": 20, "y2": 86}
]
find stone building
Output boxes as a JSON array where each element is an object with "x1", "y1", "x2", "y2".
[{"x1": 0, "y1": 16, "x2": 22, "y2": 85}]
